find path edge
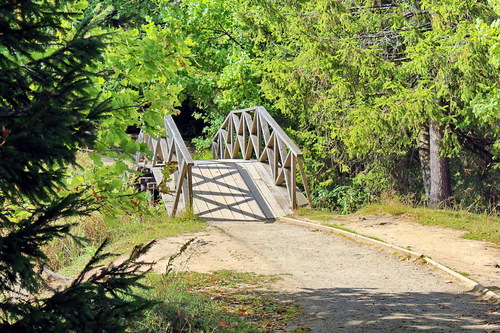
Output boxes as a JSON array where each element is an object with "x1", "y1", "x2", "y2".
[{"x1": 278, "y1": 216, "x2": 500, "y2": 305}]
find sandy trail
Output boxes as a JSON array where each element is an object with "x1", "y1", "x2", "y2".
[
  {"x1": 142, "y1": 219, "x2": 500, "y2": 332},
  {"x1": 307, "y1": 214, "x2": 500, "y2": 292}
]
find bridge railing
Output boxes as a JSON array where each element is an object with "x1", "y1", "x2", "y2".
[
  {"x1": 212, "y1": 106, "x2": 312, "y2": 209},
  {"x1": 135, "y1": 115, "x2": 194, "y2": 216}
]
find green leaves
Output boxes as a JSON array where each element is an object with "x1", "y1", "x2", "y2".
[
  {"x1": 98, "y1": 21, "x2": 189, "y2": 142},
  {"x1": 93, "y1": 0, "x2": 498, "y2": 210},
  {"x1": 155, "y1": 0, "x2": 265, "y2": 128},
  {"x1": 239, "y1": 0, "x2": 499, "y2": 208}
]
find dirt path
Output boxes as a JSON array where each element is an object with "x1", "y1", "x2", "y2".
[
  {"x1": 296, "y1": 214, "x2": 500, "y2": 293},
  {"x1": 142, "y1": 218, "x2": 500, "y2": 332}
]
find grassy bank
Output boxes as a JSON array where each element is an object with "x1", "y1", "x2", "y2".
[
  {"x1": 360, "y1": 200, "x2": 500, "y2": 245},
  {"x1": 45, "y1": 207, "x2": 206, "y2": 276},
  {"x1": 131, "y1": 270, "x2": 299, "y2": 332},
  {"x1": 299, "y1": 200, "x2": 500, "y2": 245}
]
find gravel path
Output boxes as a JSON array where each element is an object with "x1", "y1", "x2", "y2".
[
  {"x1": 294, "y1": 214, "x2": 500, "y2": 292},
  {"x1": 208, "y1": 220, "x2": 500, "y2": 332}
]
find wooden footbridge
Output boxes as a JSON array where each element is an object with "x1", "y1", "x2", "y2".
[{"x1": 135, "y1": 106, "x2": 311, "y2": 221}]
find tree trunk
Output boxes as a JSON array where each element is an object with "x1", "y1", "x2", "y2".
[
  {"x1": 428, "y1": 120, "x2": 452, "y2": 208},
  {"x1": 418, "y1": 125, "x2": 431, "y2": 200}
]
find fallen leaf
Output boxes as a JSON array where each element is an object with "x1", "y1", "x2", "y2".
[{"x1": 238, "y1": 308, "x2": 250, "y2": 315}]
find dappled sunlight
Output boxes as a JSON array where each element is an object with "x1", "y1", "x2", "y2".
[{"x1": 289, "y1": 287, "x2": 499, "y2": 332}]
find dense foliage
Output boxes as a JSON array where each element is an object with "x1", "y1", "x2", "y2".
[
  {"x1": 154, "y1": 0, "x2": 268, "y2": 147},
  {"x1": 257, "y1": 0, "x2": 500, "y2": 208},
  {"x1": 160, "y1": 0, "x2": 500, "y2": 213}
]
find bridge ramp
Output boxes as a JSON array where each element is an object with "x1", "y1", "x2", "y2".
[{"x1": 157, "y1": 159, "x2": 307, "y2": 221}]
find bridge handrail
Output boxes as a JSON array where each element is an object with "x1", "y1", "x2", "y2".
[
  {"x1": 135, "y1": 115, "x2": 193, "y2": 216},
  {"x1": 212, "y1": 106, "x2": 312, "y2": 209}
]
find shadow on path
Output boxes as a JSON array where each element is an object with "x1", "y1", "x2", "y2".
[{"x1": 289, "y1": 287, "x2": 500, "y2": 332}]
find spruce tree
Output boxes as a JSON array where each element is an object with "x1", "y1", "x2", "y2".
[
  {"x1": 0, "y1": 1, "x2": 154, "y2": 331},
  {"x1": 245, "y1": 0, "x2": 499, "y2": 209}
]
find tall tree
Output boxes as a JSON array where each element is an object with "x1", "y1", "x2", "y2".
[
  {"x1": 0, "y1": 1, "x2": 154, "y2": 331},
  {"x1": 248, "y1": 0, "x2": 499, "y2": 209}
]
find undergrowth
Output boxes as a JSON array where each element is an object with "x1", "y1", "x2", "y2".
[
  {"x1": 44, "y1": 208, "x2": 300, "y2": 332},
  {"x1": 44, "y1": 206, "x2": 205, "y2": 276}
]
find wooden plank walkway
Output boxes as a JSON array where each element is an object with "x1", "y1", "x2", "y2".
[{"x1": 151, "y1": 159, "x2": 307, "y2": 221}]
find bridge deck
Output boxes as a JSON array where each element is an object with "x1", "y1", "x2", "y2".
[{"x1": 152, "y1": 159, "x2": 307, "y2": 221}]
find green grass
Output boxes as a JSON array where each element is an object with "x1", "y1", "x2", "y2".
[
  {"x1": 296, "y1": 207, "x2": 341, "y2": 221},
  {"x1": 107, "y1": 207, "x2": 205, "y2": 253},
  {"x1": 324, "y1": 224, "x2": 355, "y2": 234},
  {"x1": 130, "y1": 270, "x2": 300, "y2": 332},
  {"x1": 359, "y1": 199, "x2": 413, "y2": 216},
  {"x1": 46, "y1": 206, "x2": 206, "y2": 276},
  {"x1": 359, "y1": 201, "x2": 500, "y2": 245}
]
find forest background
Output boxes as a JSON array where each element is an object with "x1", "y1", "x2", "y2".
[
  {"x1": 0, "y1": 0, "x2": 499, "y2": 331},
  {"x1": 93, "y1": 0, "x2": 500, "y2": 213}
]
